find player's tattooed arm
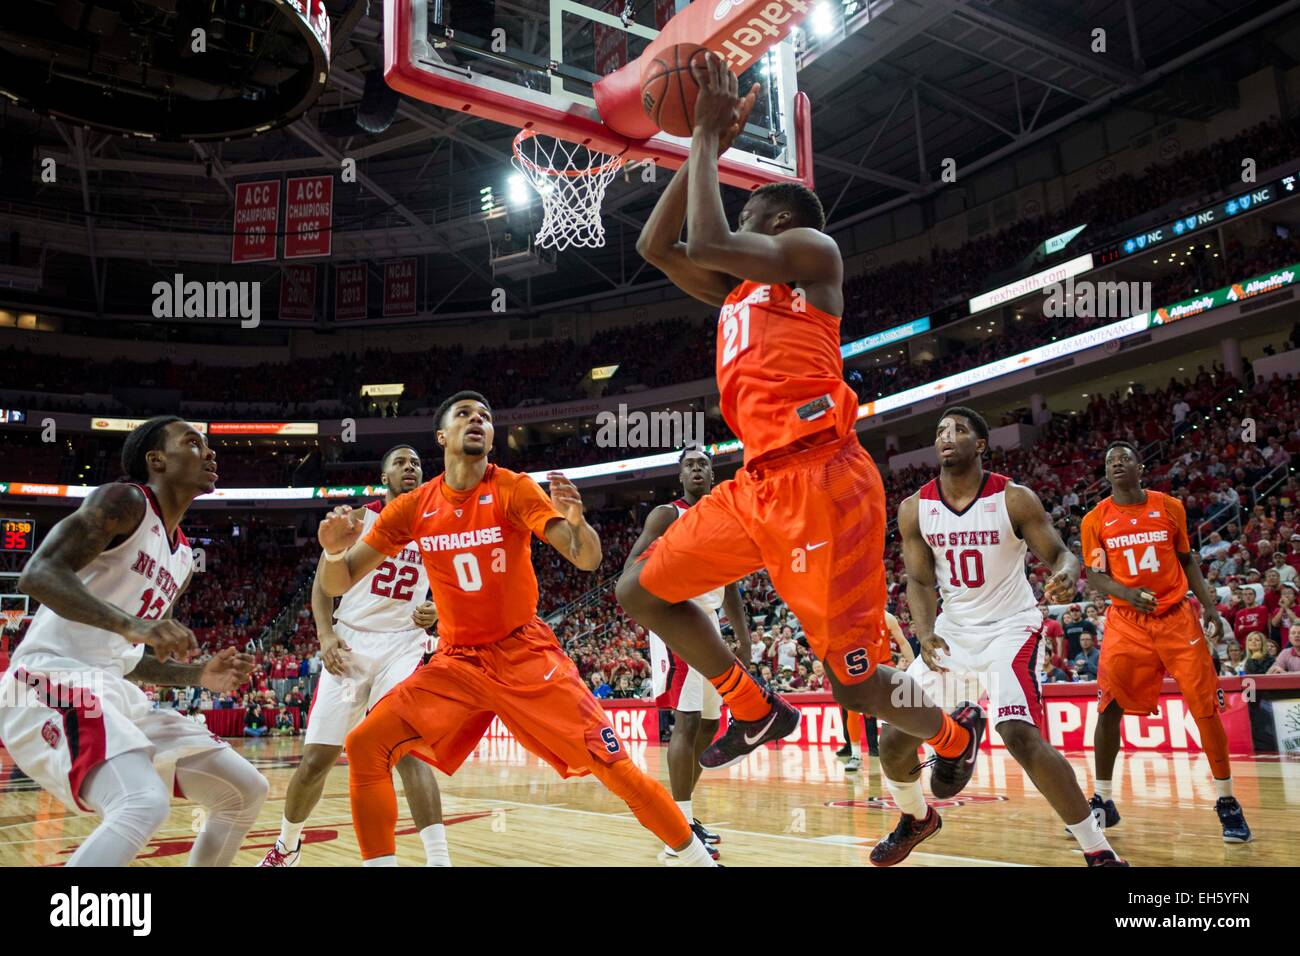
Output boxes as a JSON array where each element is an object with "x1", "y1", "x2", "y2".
[
  {"x1": 1007, "y1": 483, "x2": 1080, "y2": 604},
  {"x1": 17, "y1": 482, "x2": 149, "y2": 640},
  {"x1": 545, "y1": 472, "x2": 602, "y2": 571},
  {"x1": 1178, "y1": 549, "x2": 1221, "y2": 639},
  {"x1": 898, "y1": 494, "x2": 947, "y2": 671},
  {"x1": 722, "y1": 582, "x2": 752, "y2": 663},
  {"x1": 130, "y1": 645, "x2": 255, "y2": 692},
  {"x1": 622, "y1": 505, "x2": 678, "y2": 570}
]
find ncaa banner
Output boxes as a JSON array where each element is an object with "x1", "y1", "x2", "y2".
[
  {"x1": 231, "y1": 180, "x2": 279, "y2": 264},
  {"x1": 383, "y1": 258, "x2": 418, "y2": 317},
  {"x1": 335, "y1": 263, "x2": 368, "y2": 321},
  {"x1": 279, "y1": 265, "x2": 317, "y2": 321}
]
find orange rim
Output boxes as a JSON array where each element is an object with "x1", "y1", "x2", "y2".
[{"x1": 512, "y1": 129, "x2": 624, "y2": 179}]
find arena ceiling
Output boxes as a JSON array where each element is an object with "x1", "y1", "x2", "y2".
[{"x1": 0, "y1": 0, "x2": 1295, "y2": 325}]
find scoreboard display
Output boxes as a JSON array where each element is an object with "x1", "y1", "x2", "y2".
[{"x1": 1, "y1": 519, "x2": 34, "y2": 553}]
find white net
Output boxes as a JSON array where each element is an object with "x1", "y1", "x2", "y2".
[{"x1": 511, "y1": 130, "x2": 624, "y2": 251}]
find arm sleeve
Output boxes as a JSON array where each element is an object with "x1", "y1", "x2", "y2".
[
  {"x1": 1166, "y1": 496, "x2": 1190, "y2": 552},
  {"x1": 505, "y1": 473, "x2": 565, "y2": 540},
  {"x1": 362, "y1": 493, "x2": 417, "y2": 557}
]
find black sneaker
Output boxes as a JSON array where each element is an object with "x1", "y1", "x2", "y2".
[
  {"x1": 692, "y1": 819, "x2": 721, "y2": 845},
  {"x1": 1065, "y1": 794, "x2": 1121, "y2": 837},
  {"x1": 869, "y1": 807, "x2": 942, "y2": 867},
  {"x1": 1216, "y1": 796, "x2": 1252, "y2": 843},
  {"x1": 835, "y1": 743, "x2": 853, "y2": 758},
  {"x1": 923, "y1": 701, "x2": 985, "y2": 800},
  {"x1": 700, "y1": 694, "x2": 800, "y2": 770},
  {"x1": 1084, "y1": 849, "x2": 1129, "y2": 867}
]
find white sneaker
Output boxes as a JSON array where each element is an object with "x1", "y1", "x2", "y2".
[
  {"x1": 258, "y1": 840, "x2": 301, "y2": 867},
  {"x1": 845, "y1": 755, "x2": 862, "y2": 772}
]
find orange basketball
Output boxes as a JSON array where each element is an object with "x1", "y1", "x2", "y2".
[{"x1": 640, "y1": 43, "x2": 712, "y2": 137}]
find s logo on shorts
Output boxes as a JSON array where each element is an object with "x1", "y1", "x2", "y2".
[
  {"x1": 844, "y1": 648, "x2": 872, "y2": 678},
  {"x1": 1216, "y1": 687, "x2": 1226, "y2": 711},
  {"x1": 41, "y1": 719, "x2": 61, "y2": 749},
  {"x1": 600, "y1": 727, "x2": 621, "y2": 754}
]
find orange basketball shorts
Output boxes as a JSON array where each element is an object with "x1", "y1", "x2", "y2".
[
  {"x1": 640, "y1": 434, "x2": 890, "y2": 686},
  {"x1": 1098, "y1": 601, "x2": 1223, "y2": 719},
  {"x1": 367, "y1": 616, "x2": 629, "y2": 778}
]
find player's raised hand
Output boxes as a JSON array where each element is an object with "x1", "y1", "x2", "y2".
[
  {"x1": 200, "y1": 646, "x2": 256, "y2": 694},
  {"x1": 718, "y1": 82, "x2": 760, "y2": 155},
  {"x1": 1126, "y1": 587, "x2": 1157, "y2": 614},
  {"x1": 919, "y1": 632, "x2": 950, "y2": 673},
  {"x1": 547, "y1": 472, "x2": 585, "y2": 525},
  {"x1": 1042, "y1": 568, "x2": 1077, "y2": 605},
  {"x1": 691, "y1": 52, "x2": 742, "y2": 137},
  {"x1": 131, "y1": 618, "x2": 198, "y2": 663},
  {"x1": 319, "y1": 505, "x2": 364, "y2": 555},
  {"x1": 412, "y1": 601, "x2": 438, "y2": 630}
]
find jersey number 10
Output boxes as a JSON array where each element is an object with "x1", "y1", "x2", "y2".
[{"x1": 944, "y1": 549, "x2": 986, "y2": 588}]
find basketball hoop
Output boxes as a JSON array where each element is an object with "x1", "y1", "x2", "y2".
[
  {"x1": 2, "y1": 610, "x2": 24, "y2": 633},
  {"x1": 511, "y1": 130, "x2": 624, "y2": 251}
]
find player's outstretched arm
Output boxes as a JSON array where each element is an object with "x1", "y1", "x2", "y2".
[
  {"x1": 318, "y1": 505, "x2": 387, "y2": 596},
  {"x1": 622, "y1": 504, "x2": 677, "y2": 570},
  {"x1": 1007, "y1": 483, "x2": 1080, "y2": 603},
  {"x1": 637, "y1": 165, "x2": 737, "y2": 307},
  {"x1": 18, "y1": 482, "x2": 152, "y2": 641},
  {"x1": 898, "y1": 494, "x2": 946, "y2": 671},
  {"x1": 544, "y1": 472, "x2": 602, "y2": 571},
  {"x1": 130, "y1": 646, "x2": 255, "y2": 692}
]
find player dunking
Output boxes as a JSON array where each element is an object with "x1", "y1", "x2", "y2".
[
  {"x1": 319, "y1": 392, "x2": 716, "y2": 866},
  {"x1": 260, "y1": 445, "x2": 445, "y2": 867},
  {"x1": 876, "y1": 407, "x2": 1125, "y2": 866},
  {"x1": 618, "y1": 54, "x2": 983, "y2": 793},
  {"x1": 0, "y1": 416, "x2": 267, "y2": 865},
  {"x1": 626, "y1": 446, "x2": 752, "y2": 861},
  {"x1": 1081, "y1": 441, "x2": 1252, "y2": 843}
]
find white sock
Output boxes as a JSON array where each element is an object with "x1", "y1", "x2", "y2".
[
  {"x1": 1214, "y1": 777, "x2": 1234, "y2": 799},
  {"x1": 884, "y1": 778, "x2": 928, "y2": 818},
  {"x1": 672, "y1": 837, "x2": 717, "y2": 867},
  {"x1": 675, "y1": 799, "x2": 693, "y2": 823},
  {"x1": 1095, "y1": 779, "x2": 1113, "y2": 801},
  {"x1": 279, "y1": 817, "x2": 305, "y2": 851},
  {"x1": 363, "y1": 855, "x2": 398, "y2": 867},
  {"x1": 420, "y1": 823, "x2": 451, "y2": 866},
  {"x1": 849, "y1": 738, "x2": 861, "y2": 757},
  {"x1": 1066, "y1": 813, "x2": 1111, "y2": 854}
]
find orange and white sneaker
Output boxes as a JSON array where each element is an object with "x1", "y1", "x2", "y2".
[{"x1": 258, "y1": 840, "x2": 301, "y2": 867}]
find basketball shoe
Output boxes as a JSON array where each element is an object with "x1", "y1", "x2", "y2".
[
  {"x1": 699, "y1": 694, "x2": 800, "y2": 769},
  {"x1": 869, "y1": 807, "x2": 941, "y2": 867},
  {"x1": 1216, "y1": 796, "x2": 1252, "y2": 843},
  {"x1": 258, "y1": 840, "x2": 301, "y2": 867},
  {"x1": 926, "y1": 701, "x2": 985, "y2": 799}
]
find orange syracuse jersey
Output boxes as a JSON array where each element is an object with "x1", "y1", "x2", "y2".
[
  {"x1": 363, "y1": 464, "x2": 563, "y2": 647},
  {"x1": 1080, "y1": 491, "x2": 1190, "y2": 614},
  {"x1": 716, "y1": 280, "x2": 859, "y2": 465}
]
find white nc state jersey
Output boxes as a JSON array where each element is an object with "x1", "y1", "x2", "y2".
[
  {"x1": 15, "y1": 485, "x2": 194, "y2": 677},
  {"x1": 917, "y1": 472, "x2": 1038, "y2": 628},
  {"x1": 334, "y1": 501, "x2": 429, "y2": 633},
  {"x1": 671, "y1": 498, "x2": 724, "y2": 612}
]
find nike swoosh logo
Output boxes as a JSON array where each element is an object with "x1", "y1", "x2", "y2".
[
  {"x1": 423, "y1": 510, "x2": 439, "y2": 518},
  {"x1": 743, "y1": 708, "x2": 781, "y2": 746},
  {"x1": 1105, "y1": 519, "x2": 1119, "y2": 526},
  {"x1": 544, "y1": 665, "x2": 558, "y2": 680},
  {"x1": 805, "y1": 541, "x2": 828, "y2": 551},
  {"x1": 1190, "y1": 638, "x2": 1202, "y2": 646}
]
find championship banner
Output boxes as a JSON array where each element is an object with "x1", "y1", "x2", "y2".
[
  {"x1": 231, "y1": 180, "x2": 280, "y2": 264},
  {"x1": 382, "y1": 258, "x2": 418, "y2": 317},
  {"x1": 283, "y1": 175, "x2": 334, "y2": 259},
  {"x1": 208, "y1": 422, "x2": 319, "y2": 436},
  {"x1": 655, "y1": 0, "x2": 678, "y2": 29},
  {"x1": 335, "y1": 263, "x2": 368, "y2": 321},
  {"x1": 279, "y1": 265, "x2": 317, "y2": 321},
  {"x1": 594, "y1": 0, "x2": 629, "y2": 76}
]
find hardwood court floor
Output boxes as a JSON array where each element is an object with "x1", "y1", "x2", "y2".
[{"x1": 1, "y1": 736, "x2": 1296, "y2": 866}]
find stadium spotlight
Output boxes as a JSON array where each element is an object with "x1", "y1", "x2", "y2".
[
  {"x1": 480, "y1": 185, "x2": 495, "y2": 212},
  {"x1": 812, "y1": 3, "x2": 835, "y2": 37},
  {"x1": 509, "y1": 174, "x2": 530, "y2": 206}
]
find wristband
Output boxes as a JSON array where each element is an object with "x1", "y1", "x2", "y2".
[{"x1": 324, "y1": 549, "x2": 348, "y2": 564}]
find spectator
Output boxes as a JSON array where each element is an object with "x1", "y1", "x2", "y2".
[
  {"x1": 1200, "y1": 531, "x2": 1230, "y2": 562},
  {"x1": 1061, "y1": 604, "x2": 1097, "y2": 657},
  {"x1": 1269, "y1": 627, "x2": 1300, "y2": 673},
  {"x1": 1042, "y1": 613, "x2": 1067, "y2": 660},
  {"x1": 1232, "y1": 587, "x2": 1270, "y2": 646},
  {"x1": 589, "y1": 671, "x2": 613, "y2": 699},
  {"x1": 1242, "y1": 632, "x2": 1274, "y2": 675},
  {"x1": 776, "y1": 626, "x2": 799, "y2": 672},
  {"x1": 750, "y1": 627, "x2": 768, "y2": 666},
  {"x1": 245, "y1": 704, "x2": 269, "y2": 738},
  {"x1": 1039, "y1": 648, "x2": 1072, "y2": 683},
  {"x1": 1272, "y1": 550, "x2": 1297, "y2": 585},
  {"x1": 274, "y1": 710, "x2": 296, "y2": 736},
  {"x1": 806, "y1": 659, "x2": 831, "y2": 692},
  {"x1": 1219, "y1": 639, "x2": 1245, "y2": 676},
  {"x1": 1072, "y1": 632, "x2": 1100, "y2": 681}
]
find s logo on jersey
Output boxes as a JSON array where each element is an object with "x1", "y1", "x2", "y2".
[{"x1": 42, "y1": 718, "x2": 61, "y2": 749}]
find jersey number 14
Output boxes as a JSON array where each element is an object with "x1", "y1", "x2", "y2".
[{"x1": 1120, "y1": 545, "x2": 1161, "y2": 576}]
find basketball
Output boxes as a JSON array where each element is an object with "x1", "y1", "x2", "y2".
[{"x1": 640, "y1": 43, "x2": 712, "y2": 138}]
